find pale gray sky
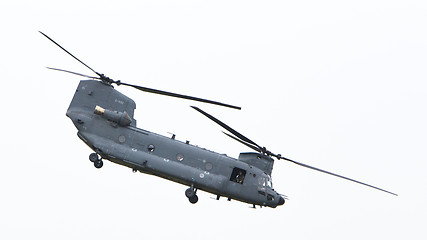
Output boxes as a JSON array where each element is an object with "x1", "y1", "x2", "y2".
[{"x1": 1, "y1": 1, "x2": 426, "y2": 239}]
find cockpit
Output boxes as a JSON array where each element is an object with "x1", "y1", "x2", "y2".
[{"x1": 257, "y1": 173, "x2": 284, "y2": 207}]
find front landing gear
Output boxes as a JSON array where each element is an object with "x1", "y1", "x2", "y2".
[
  {"x1": 185, "y1": 185, "x2": 198, "y2": 204},
  {"x1": 89, "y1": 153, "x2": 103, "y2": 169},
  {"x1": 189, "y1": 195, "x2": 198, "y2": 204}
]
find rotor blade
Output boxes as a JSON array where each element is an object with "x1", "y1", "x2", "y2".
[
  {"x1": 191, "y1": 106, "x2": 260, "y2": 147},
  {"x1": 118, "y1": 82, "x2": 241, "y2": 110},
  {"x1": 222, "y1": 131, "x2": 261, "y2": 152},
  {"x1": 40, "y1": 31, "x2": 241, "y2": 109},
  {"x1": 46, "y1": 67, "x2": 100, "y2": 79},
  {"x1": 40, "y1": 31, "x2": 100, "y2": 77},
  {"x1": 280, "y1": 156, "x2": 398, "y2": 196}
]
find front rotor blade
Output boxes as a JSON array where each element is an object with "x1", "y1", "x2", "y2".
[
  {"x1": 281, "y1": 156, "x2": 398, "y2": 196},
  {"x1": 191, "y1": 106, "x2": 260, "y2": 147},
  {"x1": 222, "y1": 131, "x2": 261, "y2": 152},
  {"x1": 120, "y1": 83, "x2": 241, "y2": 110}
]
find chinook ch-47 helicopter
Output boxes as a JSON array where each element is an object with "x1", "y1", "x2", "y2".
[{"x1": 41, "y1": 32, "x2": 397, "y2": 208}]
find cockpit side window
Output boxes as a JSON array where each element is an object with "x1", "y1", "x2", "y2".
[
  {"x1": 258, "y1": 175, "x2": 273, "y2": 188},
  {"x1": 266, "y1": 176, "x2": 273, "y2": 188},
  {"x1": 230, "y1": 167, "x2": 246, "y2": 184},
  {"x1": 258, "y1": 177, "x2": 266, "y2": 187}
]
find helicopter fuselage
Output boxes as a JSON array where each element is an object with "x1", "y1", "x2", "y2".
[{"x1": 67, "y1": 80, "x2": 285, "y2": 208}]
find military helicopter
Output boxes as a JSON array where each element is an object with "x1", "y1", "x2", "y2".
[{"x1": 41, "y1": 32, "x2": 397, "y2": 208}]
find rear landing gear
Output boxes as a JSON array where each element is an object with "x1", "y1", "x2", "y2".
[
  {"x1": 189, "y1": 195, "x2": 198, "y2": 204},
  {"x1": 94, "y1": 160, "x2": 103, "y2": 168},
  {"x1": 89, "y1": 153, "x2": 99, "y2": 162},
  {"x1": 89, "y1": 153, "x2": 103, "y2": 169},
  {"x1": 185, "y1": 186, "x2": 198, "y2": 204}
]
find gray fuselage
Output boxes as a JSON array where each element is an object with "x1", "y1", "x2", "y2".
[{"x1": 66, "y1": 80, "x2": 284, "y2": 208}]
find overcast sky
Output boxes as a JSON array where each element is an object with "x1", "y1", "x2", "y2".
[{"x1": 1, "y1": 1, "x2": 426, "y2": 239}]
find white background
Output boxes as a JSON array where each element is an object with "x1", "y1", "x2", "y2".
[{"x1": 1, "y1": 1, "x2": 426, "y2": 239}]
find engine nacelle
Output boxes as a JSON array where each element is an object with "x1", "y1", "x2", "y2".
[{"x1": 94, "y1": 105, "x2": 132, "y2": 126}]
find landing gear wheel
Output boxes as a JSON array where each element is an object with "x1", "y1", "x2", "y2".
[
  {"x1": 89, "y1": 153, "x2": 99, "y2": 162},
  {"x1": 94, "y1": 160, "x2": 103, "y2": 169},
  {"x1": 185, "y1": 188, "x2": 195, "y2": 198},
  {"x1": 189, "y1": 195, "x2": 198, "y2": 204}
]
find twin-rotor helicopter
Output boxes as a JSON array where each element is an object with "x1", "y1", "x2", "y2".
[{"x1": 41, "y1": 32, "x2": 397, "y2": 208}]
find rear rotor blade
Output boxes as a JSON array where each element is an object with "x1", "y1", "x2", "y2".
[
  {"x1": 280, "y1": 156, "x2": 398, "y2": 196},
  {"x1": 46, "y1": 67, "x2": 100, "y2": 79},
  {"x1": 117, "y1": 83, "x2": 241, "y2": 110},
  {"x1": 40, "y1": 31, "x2": 100, "y2": 77},
  {"x1": 41, "y1": 31, "x2": 240, "y2": 109}
]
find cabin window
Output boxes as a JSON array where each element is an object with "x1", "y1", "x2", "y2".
[
  {"x1": 205, "y1": 162, "x2": 213, "y2": 171},
  {"x1": 148, "y1": 144, "x2": 155, "y2": 152},
  {"x1": 230, "y1": 167, "x2": 246, "y2": 184},
  {"x1": 176, "y1": 153, "x2": 184, "y2": 161},
  {"x1": 118, "y1": 135, "x2": 126, "y2": 143}
]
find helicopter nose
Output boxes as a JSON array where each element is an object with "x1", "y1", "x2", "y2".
[{"x1": 278, "y1": 196, "x2": 285, "y2": 206}]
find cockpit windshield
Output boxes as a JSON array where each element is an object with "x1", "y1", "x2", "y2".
[
  {"x1": 259, "y1": 175, "x2": 273, "y2": 189},
  {"x1": 266, "y1": 175, "x2": 272, "y2": 188}
]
